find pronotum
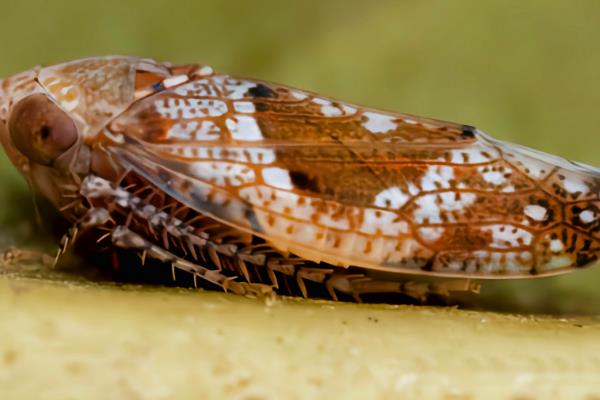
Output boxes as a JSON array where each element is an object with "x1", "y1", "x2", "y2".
[{"x1": 0, "y1": 56, "x2": 598, "y2": 301}]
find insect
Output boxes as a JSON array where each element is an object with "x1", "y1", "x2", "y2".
[{"x1": 0, "y1": 56, "x2": 598, "y2": 302}]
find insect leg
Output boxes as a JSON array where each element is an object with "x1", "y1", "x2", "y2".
[
  {"x1": 54, "y1": 207, "x2": 115, "y2": 266},
  {"x1": 326, "y1": 273, "x2": 480, "y2": 302},
  {"x1": 109, "y1": 225, "x2": 275, "y2": 299}
]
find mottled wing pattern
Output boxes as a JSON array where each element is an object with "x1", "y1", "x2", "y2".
[{"x1": 103, "y1": 67, "x2": 599, "y2": 278}]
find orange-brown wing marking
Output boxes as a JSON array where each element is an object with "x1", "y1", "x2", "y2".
[{"x1": 104, "y1": 72, "x2": 599, "y2": 278}]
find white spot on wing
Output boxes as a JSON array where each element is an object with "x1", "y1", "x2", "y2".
[
  {"x1": 233, "y1": 101, "x2": 256, "y2": 113},
  {"x1": 155, "y1": 98, "x2": 227, "y2": 119},
  {"x1": 190, "y1": 162, "x2": 255, "y2": 186},
  {"x1": 421, "y1": 166, "x2": 454, "y2": 191},
  {"x1": 449, "y1": 147, "x2": 498, "y2": 164},
  {"x1": 580, "y1": 209, "x2": 595, "y2": 224},
  {"x1": 563, "y1": 178, "x2": 589, "y2": 194},
  {"x1": 362, "y1": 112, "x2": 397, "y2": 133},
  {"x1": 374, "y1": 187, "x2": 410, "y2": 209},
  {"x1": 419, "y1": 227, "x2": 444, "y2": 242},
  {"x1": 312, "y1": 98, "x2": 355, "y2": 117},
  {"x1": 549, "y1": 239, "x2": 564, "y2": 253},
  {"x1": 195, "y1": 66, "x2": 214, "y2": 76},
  {"x1": 481, "y1": 225, "x2": 533, "y2": 248},
  {"x1": 262, "y1": 167, "x2": 293, "y2": 190},
  {"x1": 413, "y1": 192, "x2": 476, "y2": 224},
  {"x1": 524, "y1": 205, "x2": 547, "y2": 221},
  {"x1": 478, "y1": 166, "x2": 510, "y2": 186},
  {"x1": 542, "y1": 255, "x2": 573, "y2": 270},
  {"x1": 290, "y1": 91, "x2": 308, "y2": 100},
  {"x1": 226, "y1": 116, "x2": 263, "y2": 141},
  {"x1": 166, "y1": 121, "x2": 221, "y2": 141},
  {"x1": 223, "y1": 79, "x2": 256, "y2": 99},
  {"x1": 359, "y1": 209, "x2": 408, "y2": 236},
  {"x1": 414, "y1": 195, "x2": 441, "y2": 224}
]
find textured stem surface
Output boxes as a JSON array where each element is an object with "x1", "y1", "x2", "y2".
[{"x1": 1, "y1": 272, "x2": 599, "y2": 400}]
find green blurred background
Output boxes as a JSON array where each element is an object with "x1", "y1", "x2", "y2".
[{"x1": 0, "y1": 0, "x2": 599, "y2": 314}]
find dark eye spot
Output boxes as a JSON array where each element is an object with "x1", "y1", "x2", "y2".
[
  {"x1": 8, "y1": 94, "x2": 78, "y2": 165},
  {"x1": 39, "y1": 125, "x2": 51, "y2": 141}
]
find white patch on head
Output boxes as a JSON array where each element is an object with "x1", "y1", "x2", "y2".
[
  {"x1": 155, "y1": 98, "x2": 228, "y2": 119},
  {"x1": 262, "y1": 167, "x2": 293, "y2": 190},
  {"x1": 421, "y1": 166, "x2": 454, "y2": 191},
  {"x1": 233, "y1": 101, "x2": 256, "y2": 113},
  {"x1": 374, "y1": 187, "x2": 410, "y2": 209},
  {"x1": 549, "y1": 239, "x2": 564, "y2": 253},
  {"x1": 190, "y1": 162, "x2": 255, "y2": 186},
  {"x1": 419, "y1": 227, "x2": 444, "y2": 242},
  {"x1": 57, "y1": 85, "x2": 79, "y2": 112},
  {"x1": 580, "y1": 209, "x2": 596, "y2": 224},
  {"x1": 226, "y1": 116, "x2": 263, "y2": 141},
  {"x1": 481, "y1": 225, "x2": 533, "y2": 248},
  {"x1": 524, "y1": 204, "x2": 548, "y2": 221},
  {"x1": 362, "y1": 112, "x2": 397, "y2": 134}
]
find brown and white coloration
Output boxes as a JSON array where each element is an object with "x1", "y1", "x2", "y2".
[{"x1": 0, "y1": 56, "x2": 598, "y2": 301}]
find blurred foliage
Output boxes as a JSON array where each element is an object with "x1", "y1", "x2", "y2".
[{"x1": 0, "y1": 0, "x2": 599, "y2": 314}]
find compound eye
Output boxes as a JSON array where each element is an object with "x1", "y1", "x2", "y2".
[{"x1": 8, "y1": 94, "x2": 78, "y2": 165}]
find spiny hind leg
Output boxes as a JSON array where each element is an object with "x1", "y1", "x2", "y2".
[
  {"x1": 325, "y1": 271, "x2": 480, "y2": 302},
  {"x1": 109, "y1": 225, "x2": 276, "y2": 300},
  {"x1": 54, "y1": 207, "x2": 114, "y2": 266}
]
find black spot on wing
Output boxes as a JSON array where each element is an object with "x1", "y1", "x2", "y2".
[
  {"x1": 248, "y1": 84, "x2": 276, "y2": 98},
  {"x1": 461, "y1": 125, "x2": 476, "y2": 138},
  {"x1": 289, "y1": 170, "x2": 320, "y2": 193}
]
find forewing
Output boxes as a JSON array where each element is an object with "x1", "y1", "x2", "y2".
[{"x1": 104, "y1": 70, "x2": 600, "y2": 278}]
